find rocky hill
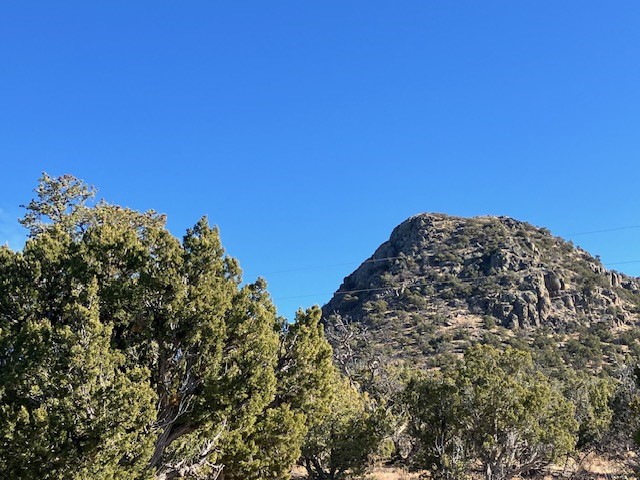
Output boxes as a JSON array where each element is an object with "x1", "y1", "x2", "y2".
[{"x1": 322, "y1": 213, "x2": 640, "y2": 367}]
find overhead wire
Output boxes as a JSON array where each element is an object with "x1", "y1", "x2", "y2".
[
  {"x1": 275, "y1": 274, "x2": 545, "y2": 301},
  {"x1": 249, "y1": 223, "x2": 640, "y2": 279},
  {"x1": 561, "y1": 225, "x2": 640, "y2": 237},
  {"x1": 247, "y1": 256, "x2": 405, "y2": 276},
  {"x1": 275, "y1": 265, "x2": 639, "y2": 301},
  {"x1": 271, "y1": 223, "x2": 640, "y2": 301}
]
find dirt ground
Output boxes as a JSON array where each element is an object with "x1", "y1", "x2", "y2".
[
  {"x1": 290, "y1": 454, "x2": 629, "y2": 479},
  {"x1": 291, "y1": 466, "x2": 421, "y2": 479},
  {"x1": 365, "y1": 467, "x2": 423, "y2": 479}
]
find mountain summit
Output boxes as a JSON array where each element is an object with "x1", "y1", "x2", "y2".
[{"x1": 322, "y1": 213, "x2": 640, "y2": 364}]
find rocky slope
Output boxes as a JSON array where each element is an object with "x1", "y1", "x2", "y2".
[{"x1": 322, "y1": 213, "x2": 640, "y2": 366}]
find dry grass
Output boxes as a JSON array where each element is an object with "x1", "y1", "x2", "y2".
[
  {"x1": 291, "y1": 466, "x2": 423, "y2": 480},
  {"x1": 580, "y1": 452, "x2": 628, "y2": 476},
  {"x1": 291, "y1": 454, "x2": 630, "y2": 480},
  {"x1": 365, "y1": 467, "x2": 422, "y2": 479},
  {"x1": 290, "y1": 465, "x2": 307, "y2": 479}
]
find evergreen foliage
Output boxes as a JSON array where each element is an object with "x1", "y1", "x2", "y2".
[
  {"x1": 302, "y1": 374, "x2": 387, "y2": 480},
  {"x1": 2, "y1": 174, "x2": 640, "y2": 480},
  {"x1": 405, "y1": 345, "x2": 578, "y2": 480},
  {"x1": 0, "y1": 174, "x2": 336, "y2": 480}
]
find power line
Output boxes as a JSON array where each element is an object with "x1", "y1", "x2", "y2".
[
  {"x1": 607, "y1": 260, "x2": 640, "y2": 266},
  {"x1": 249, "y1": 224, "x2": 640, "y2": 279},
  {"x1": 275, "y1": 273, "x2": 540, "y2": 301},
  {"x1": 266, "y1": 252, "x2": 637, "y2": 292},
  {"x1": 275, "y1": 291, "x2": 336, "y2": 300},
  {"x1": 561, "y1": 225, "x2": 640, "y2": 237},
  {"x1": 275, "y1": 278, "x2": 493, "y2": 301},
  {"x1": 247, "y1": 256, "x2": 405, "y2": 276},
  {"x1": 275, "y1": 258, "x2": 640, "y2": 301},
  {"x1": 266, "y1": 223, "x2": 640, "y2": 301}
]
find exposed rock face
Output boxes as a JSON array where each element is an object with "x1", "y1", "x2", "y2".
[{"x1": 322, "y1": 214, "x2": 640, "y2": 360}]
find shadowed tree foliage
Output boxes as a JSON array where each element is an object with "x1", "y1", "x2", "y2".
[
  {"x1": 405, "y1": 345, "x2": 578, "y2": 480},
  {"x1": 0, "y1": 277, "x2": 156, "y2": 479},
  {"x1": 221, "y1": 306, "x2": 335, "y2": 480},
  {"x1": 404, "y1": 373, "x2": 468, "y2": 479},
  {"x1": 560, "y1": 371, "x2": 614, "y2": 451},
  {"x1": 302, "y1": 373, "x2": 387, "y2": 480}
]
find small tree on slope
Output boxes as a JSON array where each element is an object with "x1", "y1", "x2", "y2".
[{"x1": 405, "y1": 345, "x2": 577, "y2": 480}]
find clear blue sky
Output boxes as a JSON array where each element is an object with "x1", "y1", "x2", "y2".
[{"x1": 1, "y1": 2, "x2": 639, "y2": 320}]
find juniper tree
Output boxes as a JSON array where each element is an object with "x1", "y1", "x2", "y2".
[
  {"x1": 404, "y1": 374, "x2": 468, "y2": 479},
  {"x1": 405, "y1": 345, "x2": 578, "y2": 480},
  {"x1": 0, "y1": 276, "x2": 156, "y2": 479},
  {"x1": 0, "y1": 173, "x2": 335, "y2": 480},
  {"x1": 220, "y1": 306, "x2": 335, "y2": 480},
  {"x1": 302, "y1": 373, "x2": 387, "y2": 480}
]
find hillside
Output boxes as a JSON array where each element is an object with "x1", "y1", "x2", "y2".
[{"x1": 322, "y1": 213, "x2": 640, "y2": 368}]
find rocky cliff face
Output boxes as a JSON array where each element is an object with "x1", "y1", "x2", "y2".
[{"x1": 322, "y1": 214, "x2": 640, "y2": 364}]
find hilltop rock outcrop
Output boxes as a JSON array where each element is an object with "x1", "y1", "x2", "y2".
[{"x1": 322, "y1": 213, "x2": 640, "y2": 364}]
